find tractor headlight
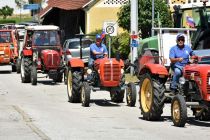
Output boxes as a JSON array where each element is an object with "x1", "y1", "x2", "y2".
[
  {"x1": 37, "y1": 60, "x2": 41, "y2": 65},
  {"x1": 87, "y1": 69, "x2": 92, "y2": 74},
  {"x1": 121, "y1": 68, "x2": 124, "y2": 74},
  {"x1": 179, "y1": 77, "x2": 186, "y2": 85},
  {"x1": 33, "y1": 52, "x2": 37, "y2": 61}
]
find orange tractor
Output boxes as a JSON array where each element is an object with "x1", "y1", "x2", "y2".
[
  {"x1": 66, "y1": 35, "x2": 136, "y2": 107},
  {"x1": 0, "y1": 29, "x2": 19, "y2": 72}
]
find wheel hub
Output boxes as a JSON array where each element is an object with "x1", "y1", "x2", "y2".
[
  {"x1": 141, "y1": 78, "x2": 152, "y2": 112},
  {"x1": 67, "y1": 71, "x2": 72, "y2": 97},
  {"x1": 173, "y1": 100, "x2": 180, "y2": 123}
]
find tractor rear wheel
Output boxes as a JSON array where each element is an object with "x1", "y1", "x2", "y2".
[
  {"x1": 21, "y1": 57, "x2": 32, "y2": 83},
  {"x1": 110, "y1": 90, "x2": 125, "y2": 103},
  {"x1": 67, "y1": 69, "x2": 82, "y2": 103},
  {"x1": 16, "y1": 58, "x2": 21, "y2": 73},
  {"x1": 194, "y1": 108, "x2": 210, "y2": 121},
  {"x1": 139, "y1": 73, "x2": 165, "y2": 121},
  {"x1": 81, "y1": 82, "x2": 91, "y2": 107},
  {"x1": 126, "y1": 82, "x2": 136, "y2": 107},
  {"x1": 171, "y1": 95, "x2": 187, "y2": 127},
  {"x1": 31, "y1": 64, "x2": 37, "y2": 85}
]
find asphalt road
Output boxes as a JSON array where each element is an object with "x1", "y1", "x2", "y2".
[{"x1": 0, "y1": 72, "x2": 210, "y2": 140}]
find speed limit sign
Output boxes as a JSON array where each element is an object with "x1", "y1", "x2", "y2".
[{"x1": 103, "y1": 21, "x2": 118, "y2": 36}]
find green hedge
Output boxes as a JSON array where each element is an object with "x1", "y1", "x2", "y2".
[{"x1": 0, "y1": 19, "x2": 16, "y2": 24}]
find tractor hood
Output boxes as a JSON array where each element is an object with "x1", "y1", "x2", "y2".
[{"x1": 184, "y1": 64, "x2": 210, "y2": 76}]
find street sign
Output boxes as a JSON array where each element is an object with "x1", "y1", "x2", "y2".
[
  {"x1": 131, "y1": 39, "x2": 138, "y2": 47},
  {"x1": 23, "y1": 4, "x2": 40, "y2": 10},
  {"x1": 103, "y1": 21, "x2": 118, "y2": 36}
]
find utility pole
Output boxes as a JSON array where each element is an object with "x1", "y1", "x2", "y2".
[
  {"x1": 152, "y1": 0, "x2": 155, "y2": 36},
  {"x1": 130, "y1": 0, "x2": 138, "y2": 75}
]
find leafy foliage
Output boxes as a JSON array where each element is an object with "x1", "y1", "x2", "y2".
[
  {"x1": 0, "y1": 6, "x2": 14, "y2": 19},
  {"x1": 89, "y1": 29, "x2": 130, "y2": 59},
  {"x1": 118, "y1": 0, "x2": 173, "y2": 38}
]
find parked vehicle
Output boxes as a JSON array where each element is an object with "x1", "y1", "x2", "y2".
[
  {"x1": 63, "y1": 38, "x2": 93, "y2": 64},
  {"x1": 0, "y1": 29, "x2": 19, "y2": 72},
  {"x1": 20, "y1": 25, "x2": 64, "y2": 85}
]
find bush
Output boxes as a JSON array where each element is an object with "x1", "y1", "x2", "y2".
[{"x1": 0, "y1": 19, "x2": 16, "y2": 24}]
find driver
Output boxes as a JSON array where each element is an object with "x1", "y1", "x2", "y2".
[
  {"x1": 88, "y1": 34, "x2": 108, "y2": 68},
  {"x1": 169, "y1": 34, "x2": 195, "y2": 94}
]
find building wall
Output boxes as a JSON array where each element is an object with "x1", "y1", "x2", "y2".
[{"x1": 85, "y1": 0, "x2": 128, "y2": 34}]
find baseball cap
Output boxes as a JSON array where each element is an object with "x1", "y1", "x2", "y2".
[
  {"x1": 96, "y1": 34, "x2": 101, "y2": 39},
  {"x1": 176, "y1": 34, "x2": 185, "y2": 40}
]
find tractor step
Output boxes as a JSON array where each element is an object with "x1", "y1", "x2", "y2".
[
  {"x1": 92, "y1": 87, "x2": 100, "y2": 92},
  {"x1": 186, "y1": 102, "x2": 199, "y2": 106},
  {"x1": 0, "y1": 65, "x2": 12, "y2": 72}
]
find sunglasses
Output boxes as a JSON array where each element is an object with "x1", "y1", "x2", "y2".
[{"x1": 178, "y1": 38, "x2": 185, "y2": 42}]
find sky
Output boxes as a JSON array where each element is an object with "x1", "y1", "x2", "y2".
[{"x1": 0, "y1": 0, "x2": 30, "y2": 15}]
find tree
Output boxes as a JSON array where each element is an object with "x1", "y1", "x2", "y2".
[
  {"x1": 0, "y1": 6, "x2": 14, "y2": 19},
  {"x1": 117, "y1": 0, "x2": 173, "y2": 39}
]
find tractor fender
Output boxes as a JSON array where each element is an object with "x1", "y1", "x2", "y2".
[
  {"x1": 22, "y1": 50, "x2": 32, "y2": 56},
  {"x1": 68, "y1": 58, "x2": 84, "y2": 68},
  {"x1": 140, "y1": 63, "x2": 168, "y2": 76}
]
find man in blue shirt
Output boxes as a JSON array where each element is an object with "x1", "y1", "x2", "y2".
[
  {"x1": 169, "y1": 34, "x2": 195, "y2": 93},
  {"x1": 88, "y1": 34, "x2": 108, "y2": 68}
]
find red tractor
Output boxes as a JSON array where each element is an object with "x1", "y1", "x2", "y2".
[
  {"x1": 0, "y1": 29, "x2": 19, "y2": 72},
  {"x1": 66, "y1": 35, "x2": 136, "y2": 107},
  {"x1": 136, "y1": 27, "x2": 210, "y2": 127},
  {"x1": 20, "y1": 25, "x2": 64, "y2": 85}
]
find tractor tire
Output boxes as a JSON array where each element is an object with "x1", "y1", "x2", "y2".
[
  {"x1": 139, "y1": 73, "x2": 165, "y2": 121},
  {"x1": 20, "y1": 57, "x2": 32, "y2": 83},
  {"x1": 110, "y1": 90, "x2": 125, "y2": 103},
  {"x1": 64, "y1": 67, "x2": 68, "y2": 85},
  {"x1": 16, "y1": 58, "x2": 21, "y2": 73},
  {"x1": 126, "y1": 82, "x2": 136, "y2": 107},
  {"x1": 12, "y1": 64, "x2": 16, "y2": 72},
  {"x1": 81, "y1": 82, "x2": 91, "y2": 107},
  {"x1": 55, "y1": 72, "x2": 63, "y2": 83},
  {"x1": 67, "y1": 69, "x2": 82, "y2": 103},
  {"x1": 31, "y1": 64, "x2": 37, "y2": 85},
  {"x1": 171, "y1": 95, "x2": 187, "y2": 127},
  {"x1": 195, "y1": 109, "x2": 210, "y2": 121}
]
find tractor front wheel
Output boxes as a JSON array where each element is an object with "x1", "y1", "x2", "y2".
[
  {"x1": 110, "y1": 90, "x2": 125, "y2": 103},
  {"x1": 67, "y1": 69, "x2": 82, "y2": 103},
  {"x1": 20, "y1": 57, "x2": 32, "y2": 83},
  {"x1": 16, "y1": 58, "x2": 21, "y2": 73},
  {"x1": 171, "y1": 95, "x2": 187, "y2": 127},
  {"x1": 126, "y1": 82, "x2": 136, "y2": 107},
  {"x1": 81, "y1": 82, "x2": 91, "y2": 107},
  {"x1": 31, "y1": 64, "x2": 37, "y2": 85},
  {"x1": 139, "y1": 73, "x2": 165, "y2": 121}
]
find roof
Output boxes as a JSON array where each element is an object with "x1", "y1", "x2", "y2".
[
  {"x1": 39, "y1": 0, "x2": 91, "y2": 18},
  {"x1": 25, "y1": 25, "x2": 60, "y2": 31}
]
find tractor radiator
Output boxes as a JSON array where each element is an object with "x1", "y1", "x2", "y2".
[
  {"x1": 104, "y1": 63, "x2": 120, "y2": 81},
  {"x1": 207, "y1": 73, "x2": 210, "y2": 94}
]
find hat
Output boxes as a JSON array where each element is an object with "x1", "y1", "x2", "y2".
[
  {"x1": 96, "y1": 34, "x2": 101, "y2": 39},
  {"x1": 176, "y1": 34, "x2": 185, "y2": 40}
]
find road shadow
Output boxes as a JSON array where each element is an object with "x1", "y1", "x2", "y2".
[
  {"x1": 139, "y1": 116, "x2": 210, "y2": 127},
  {"x1": 0, "y1": 71, "x2": 12, "y2": 74},
  {"x1": 187, "y1": 118, "x2": 210, "y2": 127},
  {"x1": 37, "y1": 80, "x2": 63, "y2": 86},
  {"x1": 91, "y1": 99, "x2": 121, "y2": 107}
]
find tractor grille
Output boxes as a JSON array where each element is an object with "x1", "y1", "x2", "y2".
[
  {"x1": 104, "y1": 63, "x2": 120, "y2": 81},
  {"x1": 185, "y1": 70, "x2": 200, "y2": 77},
  {"x1": 207, "y1": 73, "x2": 210, "y2": 94},
  {"x1": 47, "y1": 53, "x2": 59, "y2": 67}
]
